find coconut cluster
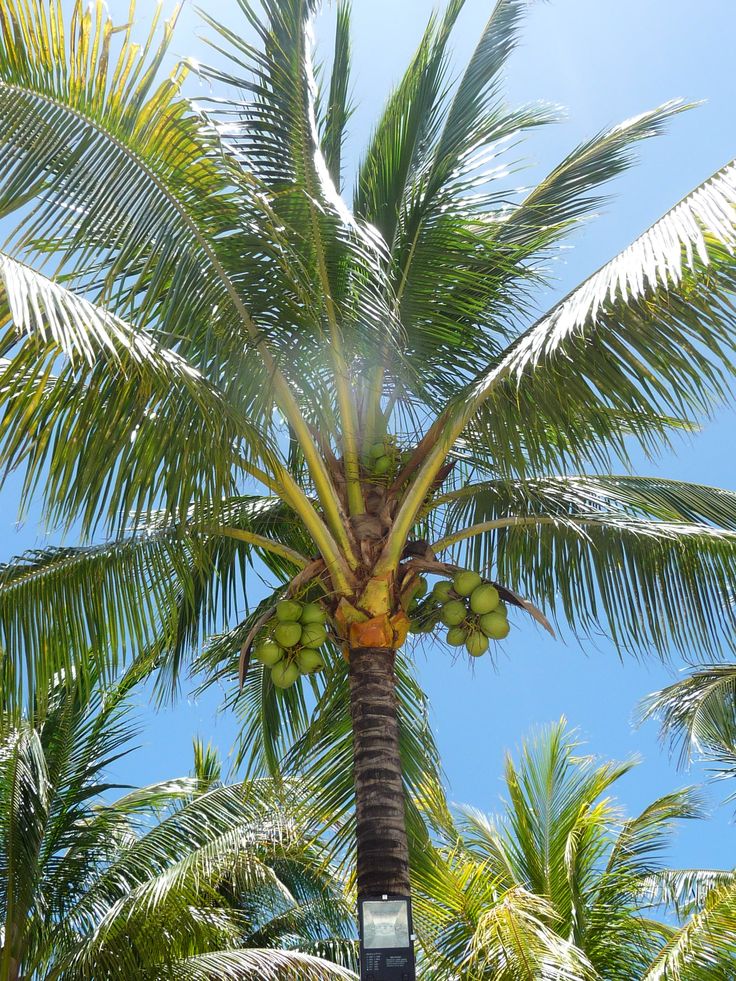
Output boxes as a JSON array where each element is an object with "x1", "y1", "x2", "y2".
[
  {"x1": 408, "y1": 571, "x2": 510, "y2": 656},
  {"x1": 252, "y1": 600, "x2": 328, "y2": 689},
  {"x1": 364, "y1": 436, "x2": 404, "y2": 478}
]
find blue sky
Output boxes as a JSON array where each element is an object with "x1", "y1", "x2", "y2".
[{"x1": 4, "y1": 0, "x2": 736, "y2": 873}]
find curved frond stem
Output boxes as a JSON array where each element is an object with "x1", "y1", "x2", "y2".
[
  {"x1": 375, "y1": 424, "x2": 456, "y2": 575},
  {"x1": 214, "y1": 527, "x2": 310, "y2": 570},
  {"x1": 432, "y1": 515, "x2": 559, "y2": 553},
  {"x1": 431, "y1": 514, "x2": 736, "y2": 555},
  {"x1": 301, "y1": 11, "x2": 364, "y2": 516},
  {"x1": 267, "y1": 462, "x2": 356, "y2": 590},
  {"x1": 308, "y1": 205, "x2": 364, "y2": 517},
  {"x1": 274, "y1": 379, "x2": 357, "y2": 563},
  {"x1": 234, "y1": 455, "x2": 357, "y2": 584},
  {"x1": 233, "y1": 457, "x2": 286, "y2": 497}
]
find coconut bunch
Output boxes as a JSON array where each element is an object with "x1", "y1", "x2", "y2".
[
  {"x1": 252, "y1": 600, "x2": 329, "y2": 688},
  {"x1": 364, "y1": 434, "x2": 406, "y2": 479},
  {"x1": 435, "y1": 571, "x2": 510, "y2": 657}
]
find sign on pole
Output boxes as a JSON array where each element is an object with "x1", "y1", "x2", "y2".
[{"x1": 358, "y1": 895, "x2": 416, "y2": 980}]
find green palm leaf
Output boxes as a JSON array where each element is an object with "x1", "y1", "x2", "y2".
[
  {"x1": 461, "y1": 160, "x2": 736, "y2": 477},
  {"x1": 319, "y1": 0, "x2": 353, "y2": 189},
  {"x1": 170, "y1": 948, "x2": 357, "y2": 980},
  {"x1": 0, "y1": 0, "x2": 277, "y2": 365},
  {"x1": 414, "y1": 722, "x2": 710, "y2": 980},
  {"x1": 0, "y1": 668, "x2": 359, "y2": 979},
  {"x1": 0, "y1": 249, "x2": 277, "y2": 533},
  {"x1": 642, "y1": 878, "x2": 736, "y2": 980},
  {"x1": 497, "y1": 101, "x2": 690, "y2": 248},
  {"x1": 428, "y1": 475, "x2": 736, "y2": 659},
  {"x1": 0, "y1": 497, "x2": 309, "y2": 702},
  {"x1": 641, "y1": 664, "x2": 736, "y2": 782}
]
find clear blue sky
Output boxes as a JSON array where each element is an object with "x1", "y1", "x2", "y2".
[{"x1": 4, "y1": 0, "x2": 736, "y2": 873}]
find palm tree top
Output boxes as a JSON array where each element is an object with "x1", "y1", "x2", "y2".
[
  {"x1": 0, "y1": 0, "x2": 736, "y2": 953},
  {"x1": 0, "y1": 667, "x2": 360, "y2": 979}
]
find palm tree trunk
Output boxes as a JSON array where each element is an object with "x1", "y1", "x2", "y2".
[{"x1": 348, "y1": 645, "x2": 411, "y2": 898}]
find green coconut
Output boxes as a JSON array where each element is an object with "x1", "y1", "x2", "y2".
[
  {"x1": 296, "y1": 648, "x2": 324, "y2": 674},
  {"x1": 466, "y1": 632, "x2": 489, "y2": 657},
  {"x1": 415, "y1": 577, "x2": 428, "y2": 599},
  {"x1": 446, "y1": 625, "x2": 469, "y2": 647},
  {"x1": 453, "y1": 570, "x2": 483, "y2": 596},
  {"x1": 276, "y1": 599, "x2": 302, "y2": 622},
  {"x1": 300, "y1": 622, "x2": 328, "y2": 648},
  {"x1": 441, "y1": 599, "x2": 468, "y2": 626},
  {"x1": 479, "y1": 612, "x2": 511, "y2": 640},
  {"x1": 432, "y1": 579, "x2": 453, "y2": 603},
  {"x1": 470, "y1": 583, "x2": 500, "y2": 615},
  {"x1": 368, "y1": 441, "x2": 386, "y2": 459},
  {"x1": 496, "y1": 601, "x2": 508, "y2": 618},
  {"x1": 300, "y1": 602, "x2": 326, "y2": 624},
  {"x1": 271, "y1": 660, "x2": 301, "y2": 689},
  {"x1": 274, "y1": 621, "x2": 302, "y2": 648},
  {"x1": 373, "y1": 454, "x2": 393, "y2": 475},
  {"x1": 252, "y1": 640, "x2": 283, "y2": 667}
]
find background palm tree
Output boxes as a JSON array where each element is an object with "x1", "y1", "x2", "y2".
[
  {"x1": 631, "y1": 669, "x2": 736, "y2": 978},
  {"x1": 413, "y1": 721, "x2": 736, "y2": 979},
  {"x1": 2, "y1": 0, "x2": 736, "y2": 940},
  {"x1": 0, "y1": 668, "x2": 358, "y2": 980},
  {"x1": 643, "y1": 665, "x2": 736, "y2": 794}
]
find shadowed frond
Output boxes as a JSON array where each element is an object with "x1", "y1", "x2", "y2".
[{"x1": 214, "y1": 644, "x2": 444, "y2": 872}]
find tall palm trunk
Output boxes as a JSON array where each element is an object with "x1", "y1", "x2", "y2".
[{"x1": 348, "y1": 646, "x2": 411, "y2": 899}]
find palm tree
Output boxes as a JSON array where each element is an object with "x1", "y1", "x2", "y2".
[
  {"x1": 642, "y1": 665, "x2": 736, "y2": 791},
  {"x1": 0, "y1": 667, "x2": 359, "y2": 980},
  {"x1": 634, "y1": 670, "x2": 736, "y2": 978},
  {"x1": 413, "y1": 721, "x2": 732, "y2": 980},
  {"x1": 3, "y1": 0, "x2": 736, "y2": 935}
]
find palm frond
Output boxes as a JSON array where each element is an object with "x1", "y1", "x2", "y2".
[
  {"x1": 642, "y1": 878, "x2": 736, "y2": 980},
  {"x1": 319, "y1": 0, "x2": 353, "y2": 189},
  {"x1": 171, "y1": 948, "x2": 358, "y2": 980},
  {"x1": 355, "y1": 0, "x2": 556, "y2": 406},
  {"x1": 250, "y1": 648, "x2": 444, "y2": 871},
  {"x1": 465, "y1": 887, "x2": 596, "y2": 980},
  {"x1": 641, "y1": 868, "x2": 736, "y2": 920},
  {"x1": 0, "y1": 497, "x2": 306, "y2": 705},
  {"x1": 497, "y1": 101, "x2": 690, "y2": 248},
  {"x1": 414, "y1": 722, "x2": 703, "y2": 980},
  {"x1": 0, "y1": 253, "x2": 273, "y2": 534},
  {"x1": 0, "y1": 0, "x2": 253, "y2": 356},
  {"x1": 197, "y1": 0, "x2": 396, "y2": 363},
  {"x1": 460, "y1": 159, "x2": 736, "y2": 477},
  {"x1": 430, "y1": 474, "x2": 736, "y2": 659},
  {"x1": 640, "y1": 665, "x2": 736, "y2": 781}
]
